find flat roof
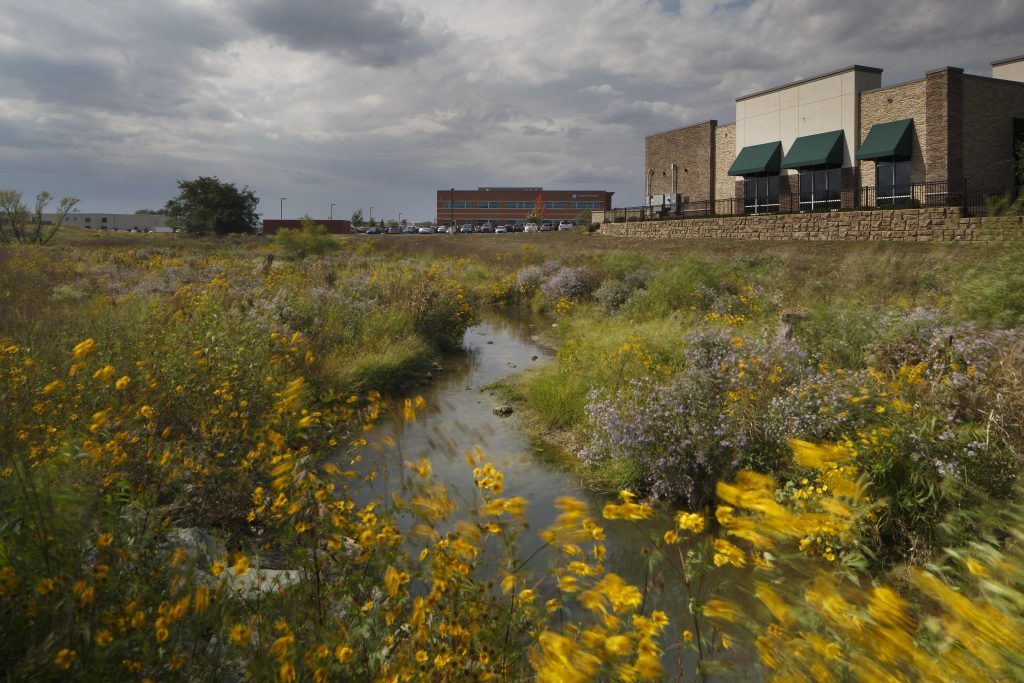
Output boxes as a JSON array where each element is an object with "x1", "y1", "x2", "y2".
[
  {"x1": 645, "y1": 120, "x2": 718, "y2": 137},
  {"x1": 736, "y1": 64, "x2": 883, "y2": 102},
  {"x1": 992, "y1": 54, "x2": 1024, "y2": 67},
  {"x1": 438, "y1": 188, "x2": 612, "y2": 194}
]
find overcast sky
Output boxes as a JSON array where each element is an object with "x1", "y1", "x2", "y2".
[{"x1": 1, "y1": 0, "x2": 1022, "y2": 222}]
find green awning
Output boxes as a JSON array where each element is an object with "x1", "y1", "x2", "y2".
[
  {"x1": 728, "y1": 141, "x2": 782, "y2": 176},
  {"x1": 781, "y1": 130, "x2": 845, "y2": 169},
  {"x1": 856, "y1": 119, "x2": 914, "y2": 161}
]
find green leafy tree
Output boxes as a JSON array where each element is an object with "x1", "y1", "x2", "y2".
[
  {"x1": 0, "y1": 190, "x2": 79, "y2": 245},
  {"x1": 134, "y1": 208, "x2": 166, "y2": 215},
  {"x1": 350, "y1": 208, "x2": 365, "y2": 227},
  {"x1": 575, "y1": 209, "x2": 592, "y2": 226},
  {"x1": 163, "y1": 176, "x2": 259, "y2": 235}
]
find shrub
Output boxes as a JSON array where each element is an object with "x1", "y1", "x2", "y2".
[
  {"x1": 582, "y1": 330, "x2": 806, "y2": 507},
  {"x1": 540, "y1": 265, "x2": 596, "y2": 302},
  {"x1": 273, "y1": 216, "x2": 341, "y2": 260},
  {"x1": 594, "y1": 278, "x2": 635, "y2": 314},
  {"x1": 514, "y1": 261, "x2": 559, "y2": 297}
]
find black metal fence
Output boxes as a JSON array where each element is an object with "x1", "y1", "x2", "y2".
[{"x1": 604, "y1": 180, "x2": 1018, "y2": 223}]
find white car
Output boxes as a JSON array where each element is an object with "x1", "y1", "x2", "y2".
[
  {"x1": 417, "y1": 226, "x2": 434, "y2": 234},
  {"x1": 558, "y1": 221, "x2": 575, "y2": 231},
  {"x1": 523, "y1": 222, "x2": 539, "y2": 233},
  {"x1": 494, "y1": 225, "x2": 508, "y2": 233}
]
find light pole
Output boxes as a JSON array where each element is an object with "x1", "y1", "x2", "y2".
[
  {"x1": 330, "y1": 203, "x2": 335, "y2": 220},
  {"x1": 450, "y1": 188, "x2": 454, "y2": 228},
  {"x1": 280, "y1": 197, "x2": 286, "y2": 220},
  {"x1": 398, "y1": 212, "x2": 403, "y2": 226},
  {"x1": 369, "y1": 206, "x2": 373, "y2": 226}
]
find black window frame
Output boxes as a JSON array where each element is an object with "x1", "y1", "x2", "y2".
[
  {"x1": 743, "y1": 174, "x2": 780, "y2": 214},
  {"x1": 875, "y1": 159, "x2": 912, "y2": 206},
  {"x1": 798, "y1": 166, "x2": 843, "y2": 212}
]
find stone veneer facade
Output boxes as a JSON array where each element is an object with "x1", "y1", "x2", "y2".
[
  {"x1": 714, "y1": 123, "x2": 736, "y2": 202},
  {"x1": 859, "y1": 79, "x2": 928, "y2": 186},
  {"x1": 599, "y1": 208, "x2": 1024, "y2": 243}
]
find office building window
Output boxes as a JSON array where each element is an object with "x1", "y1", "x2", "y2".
[
  {"x1": 442, "y1": 201, "x2": 472, "y2": 209},
  {"x1": 544, "y1": 201, "x2": 565, "y2": 209},
  {"x1": 84, "y1": 217, "x2": 91, "y2": 223},
  {"x1": 504, "y1": 201, "x2": 533, "y2": 209},
  {"x1": 570, "y1": 201, "x2": 601, "y2": 209},
  {"x1": 876, "y1": 160, "x2": 912, "y2": 205},
  {"x1": 101, "y1": 217, "x2": 108, "y2": 223},
  {"x1": 743, "y1": 175, "x2": 779, "y2": 214},
  {"x1": 798, "y1": 167, "x2": 842, "y2": 211},
  {"x1": 477, "y1": 201, "x2": 500, "y2": 208}
]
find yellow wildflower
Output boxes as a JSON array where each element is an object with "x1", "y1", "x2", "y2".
[
  {"x1": 55, "y1": 648, "x2": 76, "y2": 670},
  {"x1": 675, "y1": 512, "x2": 705, "y2": 534}
]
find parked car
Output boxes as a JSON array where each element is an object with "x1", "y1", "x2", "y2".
[
  {"x1": 558, "y1": 221, "x2": 575, "y2": 231},
  {"x1": 494, "y1": 225, "x2": 508, "y2": 233},
  {"x1": 402, "y1": 226, "x2": 416, "y2": 234},
  {"x1": 387, "y1": 226, "x2": 402, "y2": 234},
  {"x1": 539, "y1": 223, "x2": 554, "y2": 232},
  {"x1": 523, "y1": 222, "x2": 539, "y2": 233},
  {"x1": 479, "y1": 223, "x2": 495, "y2": 233},
  {"x1": 366, "y1": 227, "x2": 379, "y2": 234},
  {"x1": 417, "y1": 226, "x2": 434, "y2": 234},
  {"x1": 436, "y1": 226, "x2": 449, "y2": 233},
  {"x1": 459, "y1": 224, "x2": 474, "y2": 233},
  {"x1": 511, "y1": 223, "x2": 525, "y2": 232}
]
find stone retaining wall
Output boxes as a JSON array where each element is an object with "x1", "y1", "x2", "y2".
[{"x1": 598, "y1": 207, "x2": 1024, "y2": 242}]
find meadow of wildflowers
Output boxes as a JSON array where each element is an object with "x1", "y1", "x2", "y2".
[{"x1": 3, "y1": 230, "x2": 1024, "y2": 681}]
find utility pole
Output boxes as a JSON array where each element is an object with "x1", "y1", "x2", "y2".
[
  {"x1": 280, "y1": 197, "x2": 286, "y2": 220},
  {"x1": 330, "y1": 203, "x2": 335, "y2": 220}
]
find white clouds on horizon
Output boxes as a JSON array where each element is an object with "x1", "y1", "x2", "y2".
[{"x1": 0, "y1": 0, "x2": 1022, "y2": 219}]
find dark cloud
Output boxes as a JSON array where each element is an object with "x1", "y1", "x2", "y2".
[
  {"x1": 240, "y1": 0, "x2": 438, "y2": 67},
  {"x1": 0, "y1": 2, "x2": 233, "y2": 116},
  {"x1": 1, "y1": 0, "x2": 1023, "y2": 217}
]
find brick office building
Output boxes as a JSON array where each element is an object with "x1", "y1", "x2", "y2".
[
  {"x1": 435, "y1": 187, "x2": 613, "y2": 227},
  {"x1": 642, "y1": 55, "x2": 1024, "y2": 216}
]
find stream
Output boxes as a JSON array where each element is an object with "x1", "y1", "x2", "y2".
[{"x1": 340, "y1": 311, "x2": 751, "y2": 679}]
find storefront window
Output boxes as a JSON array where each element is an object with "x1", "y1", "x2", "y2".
[
  {"x1": 798, "y1": 167, "x2": 842, "y2": 211},
  {"x1": 743, "y1": 175, "x2": 779, "y2": 214},
  {"x1": 876, "y1": 160, "x2": 912, "y2": 206}
]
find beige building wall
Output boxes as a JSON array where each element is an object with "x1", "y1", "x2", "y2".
[
  {"x1": 714, "y1": 123, "x2": 736, "y2": 201},
  {"x1": 734, "y1": 66, "x2": 882, "y2": 176},
  {"x1": 859, "y1": 79, "x2": 928, "y2": 186},
  {"x1": 993, "y1": 56, "x2": 1024, "y2": 83}
]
